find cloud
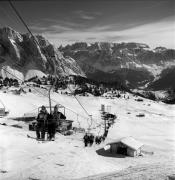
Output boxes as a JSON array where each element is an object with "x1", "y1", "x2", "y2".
[
  {"x1": 73, "y1": 10, "x2": 101, "y2": 20},
  {"x1": 30, "y1": 24, "x2": 73, "y2": 33},
  {"x1": 30, "y1": 26, "x2": 48, "y2": 31},
  {"x1": 114, "y1": 15, "x2": 175, "y2": 48},
  {"x1": 50, "y1": 25, "x2": 73, "y2": 32},
  {"x1": 33, "y1": 15, "x2": 175, "y2": 49},
  {"x1": 39, "y1": 18, "x2": 88, "y2": 30},
  {"x1": 80, "y1": 14, "x2": 95, "y2": 20}
]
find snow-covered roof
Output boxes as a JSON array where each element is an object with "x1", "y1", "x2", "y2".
[{"x1": 108, "y1": 136, "x2": 143, "y2": 150}]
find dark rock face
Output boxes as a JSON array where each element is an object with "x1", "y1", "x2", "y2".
[
  {"x1": 0, "y1": 27, "x2": 23, "y2": 43},
  {"x1": 0, "y1": 27, "x2": 85, "y2": 80},
  {"x1": 60, "y1": 42, "x2": 175, "y2": 89},
  {"x1": 148, "y1": 67, "x2": 175, "y2": 90}
]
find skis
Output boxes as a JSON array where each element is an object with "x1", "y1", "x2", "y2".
[{"x1": 27, "y1": 134, "x2": 54, "y2": 143}]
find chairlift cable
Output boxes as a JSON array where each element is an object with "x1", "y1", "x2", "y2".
[
  {"x1": 8, "y1": 0, "x2": 104, "y2": 132},
  {"x1": 1, "y1": 66, "x2": 88, "y2": 123},
  {"x1": 59, "y1": 59, "x2": 91, "y2": 118},
  {"x1": 0, "y1": 40, "x2": 89, "y2": 130},
  {"x1": 8, "y1": 0, "x2": 93, "y2": 125},
  {"x1": 48, "y1": 57, "x2": 57, "y2": 114}
]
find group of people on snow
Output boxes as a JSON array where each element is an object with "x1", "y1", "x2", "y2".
[
  {"x1": 83, "y1": 133, "x2": 95, "y2": 147},
  {"x1": 83, "y1": 133, "x2": 106, "y2": 147},
  {"x1": 83, "y1": 115, "x2": 114, "y2": 147},
  {"x1": 36, "y1": 105, "x2": 66, "y2": 141}
]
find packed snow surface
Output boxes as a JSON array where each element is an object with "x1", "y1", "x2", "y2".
[{"x1": 0, "y1": 88, "x2": 175, "y2": 179}]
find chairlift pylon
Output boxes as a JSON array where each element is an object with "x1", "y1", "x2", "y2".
[{"x1": 48, "y1": 55, "x2": 57, "y2": 114}]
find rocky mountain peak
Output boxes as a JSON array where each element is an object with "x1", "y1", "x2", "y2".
[
  {"x1": 154, "y1": 47, "x2": 167, "y2": 53},
  {"x1": 35, "y1": 35, "x2": 50, "y2": 48},
  {"x1": 60, "y1": 41, "x2": 175, "y2": 89},
  {"x1": 0, "y1": 26, "x2": 85, "y2": 80},
  {"x1": 0, "y1": 26, "x2": 23, "y2": 43}
]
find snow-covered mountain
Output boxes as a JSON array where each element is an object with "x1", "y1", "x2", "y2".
[
  {"x1": 60, "y1": 42, "x2": 175, "y2": 90},
  {"x1": 0, "y1": 27, "x2": 85, "y2": 80},
  {"x1": 1, "y1": 27, "x2": 175, "y2": 91}
]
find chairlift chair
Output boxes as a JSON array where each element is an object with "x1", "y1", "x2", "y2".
[
  {"x1": 29, "y1": 105, "x2": 66, "y2": 132},
  {"x1": 38, "y1": 105, "x2": 65, "y2": 115}
]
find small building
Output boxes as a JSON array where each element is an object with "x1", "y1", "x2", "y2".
[
  {"x1": 0, "y1": 99, "x2": 8, "y2": 117},
  {"x1": 0, "y1": 108, "x2": 5, "y2": 116},
  {"x1": 107, "y1": 136, "x2": 143, "y2": 157}
]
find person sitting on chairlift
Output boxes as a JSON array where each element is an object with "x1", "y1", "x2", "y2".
[
  {"x1": 47, "y1": 105, "x2": 64, "y2": 140},
  {"x1": 36, "y1": 105, "x2": 48, "y2": 140}
]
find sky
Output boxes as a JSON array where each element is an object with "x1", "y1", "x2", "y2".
[{"x1": 0, "y1": 0, "x2": 174, "y2": 48}]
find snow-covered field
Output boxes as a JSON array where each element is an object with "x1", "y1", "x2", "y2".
[{"x1": 0, "y1": 87, "x2": 175, "y2": 180}]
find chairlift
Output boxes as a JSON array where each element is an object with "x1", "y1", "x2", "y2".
[
  {"x1": 29, "y1": 105, "x2": 73, "y2": 134},
  {"x1": 38, "y1": 104, "x2": 65, "y2": 116},
  {"x1": 7, "y1": 0, "x2": 97, "y2": 138}
]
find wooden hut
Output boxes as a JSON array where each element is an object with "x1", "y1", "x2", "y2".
[
  {"x1": 0, "y1": 107, "x2": 5, "y2": 116},
  {"x1": 107, "y1": 136, "x2": 143, "y2": 157}
]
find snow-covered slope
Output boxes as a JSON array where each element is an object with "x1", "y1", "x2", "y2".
[
  {"x1": 0, "y1": 88, "x2": 175, "y2": 179},
  {"x1": 0, "y1": 66, "x2": 24, "y2": 80}
]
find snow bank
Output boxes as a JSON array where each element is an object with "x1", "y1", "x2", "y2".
[
  {"x1": 25, "y1": 69, "x2": 46, "y2": 80},
  {"x1": 0, "y1": 66, "x2": 24, "y2": 80}
]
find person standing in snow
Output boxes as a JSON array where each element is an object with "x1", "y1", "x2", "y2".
[
  {"x1": 36, "y1": 105, "x2": 48, "y2": 140},
  {"x1": 89, "y1": 134, "x2": 94, "y2": 146},
  {"x1": 95, "y1": 136, "x2": 101, "y2": 144},
  {"x1": 83, "y1": 133, "x2": 89, "y2": 147}
]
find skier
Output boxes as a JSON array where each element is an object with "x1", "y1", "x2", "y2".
[
  {"x1": 83, "y1": 133, "x2": 89, "y2": 147},
  {"x1": 95, "y1": 136, "x2": 99, "y2": 144},
  {"x1": 100, "y1": 135, "x2": 105, "y2": 142},
  {"x1": 36, "y1": 105, "x2": 48, "y2": 140},
  {"x1": 47, "y1": 105, "x2": 60, "y2": 140},
  {"x1": 89, "y1": 134, "x2": 94, "y2": 146},
  {"x1": 103, "y1": 129, "x2": 108, "y2": 138},
  {"x1": 95, "y1": 136, "x2": 101, "y2": 144}
]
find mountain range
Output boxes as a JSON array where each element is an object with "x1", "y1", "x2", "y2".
[
  {"x1": 0, "y1": 27, "x2": 84, "y2": 81},
  {"x1": 0, "y1": 26, "x2": 175, "y2": 91},
  {"x1": 60, "y1": 42, "x2": 175, "y2": 90}
]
